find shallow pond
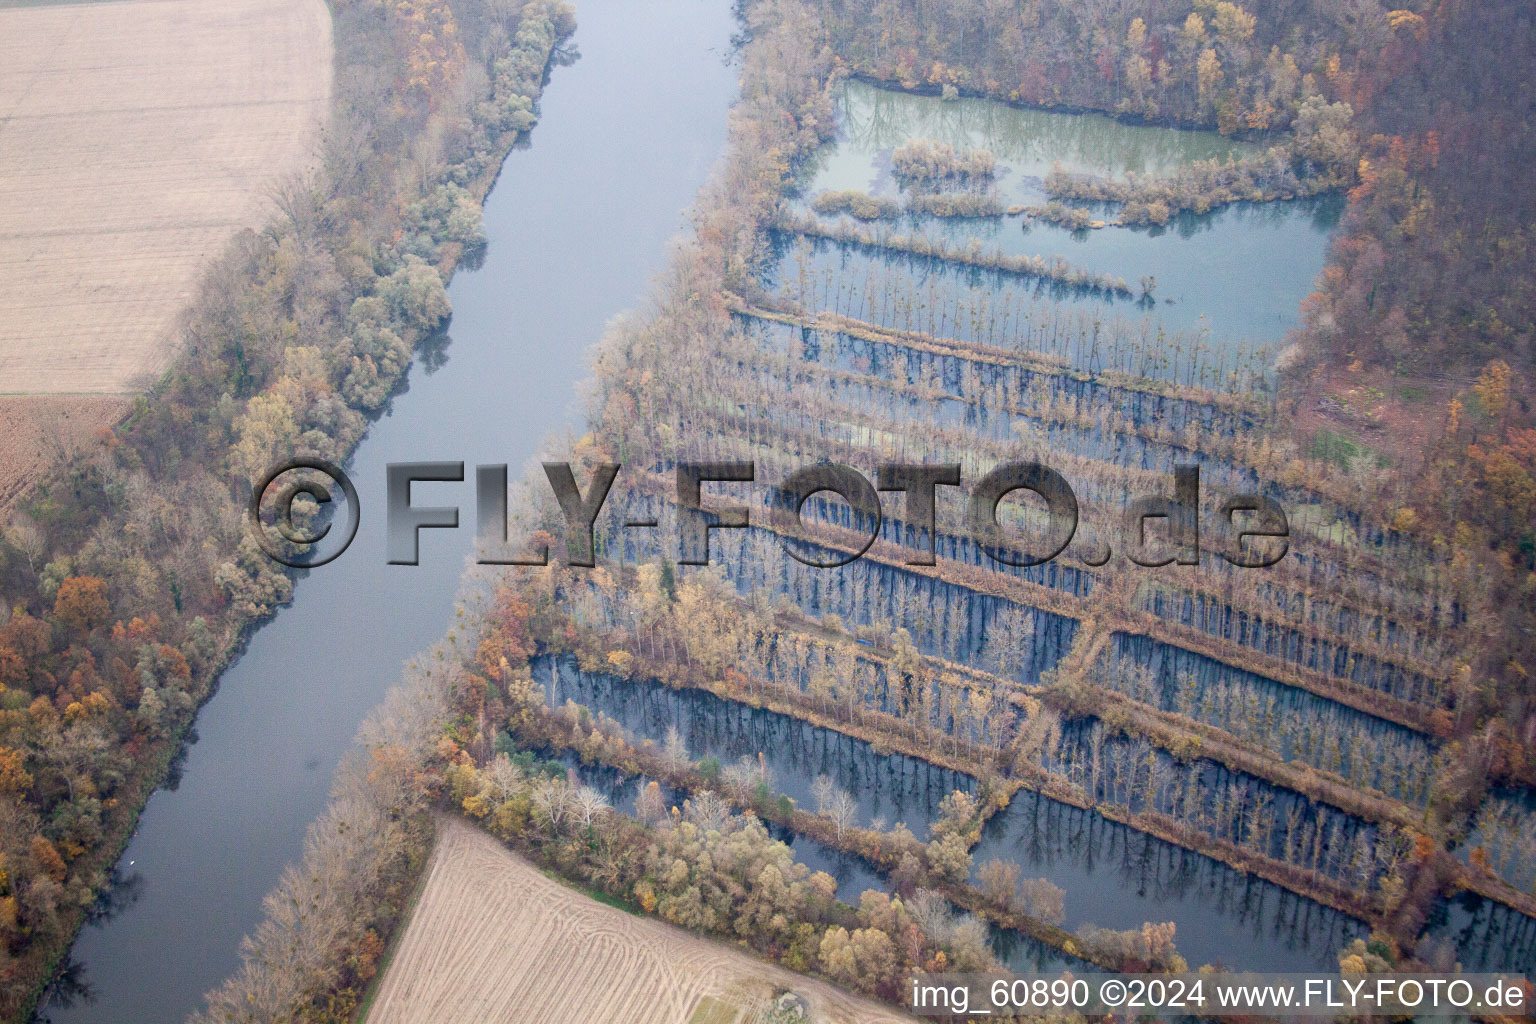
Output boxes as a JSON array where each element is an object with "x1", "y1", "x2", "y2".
[
  {"x1": 539, "y1": 657, "x2": 978, "y2": 831},
  {"x1": 777, "y1": 79, "x2": 1342, "y2": 378},
  {"x1": 805, "y1": 80, "x2": 1261, "y2": 205},
  {"x1": 1109, "y1": 633, "x2": 1438, "y2": 805},
  {"x1": 541, "y1": 663, "x2": 1103, "y2": 974},
  {"x1": 765, "y1": 219, "x2": 1336, "y2": 383},
  {"x1": 1422, "y1": 892, "x2": 1536, "y2": 973},
  {"x1": 1456, "y1": 787, "x2": 1536, "y2": 895},
  {"x1": 541, "y1": 657, "x2": 1368, "y2": 973}
]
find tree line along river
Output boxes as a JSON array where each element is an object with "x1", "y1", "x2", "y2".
[
  {"x1": 47, "y1": 0, "x2": 1516, "y2": 1018},
  {"x1": 39, "y1": 1, "x2": 737, "y2": 1020}
]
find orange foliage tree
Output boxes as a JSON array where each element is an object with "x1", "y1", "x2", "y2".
[{"x1": 53, "y1": 577, "x2": 110, "y2": 633}]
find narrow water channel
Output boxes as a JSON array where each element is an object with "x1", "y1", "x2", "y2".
[
  {"x1": 40, "y1": 3, "x2": 737, "y2": 1020},
  {"x1": 540, "y1": 658, "x2": 979, "y2": 831},
  {"x1": 541, "y1": 659, "x2": 1368, "y2": 973},
  {"x1": 546, "y1": 748, "x2": 892, "y2": 907}
]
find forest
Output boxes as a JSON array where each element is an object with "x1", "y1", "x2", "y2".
[
  {"x1": 0, "y1": 0, "x2": 575, "y2": 1018},
  {"x1": 4, "y1": 0, "x2": 1533, "y2": 1018},
  {"x1": 1283, "y1": 0, "x2": 1536, "y2": 792},
  {"x1": 187, "y1": 0, "x2": 1536, "y2": 1015},
  {"x1": 519, "y1": 0, "x2": 1529, "y2": 984}
]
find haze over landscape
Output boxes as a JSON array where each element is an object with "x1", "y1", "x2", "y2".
[{"x1": 0, "y1": 0, "x2": 1532, "y2": 1022}]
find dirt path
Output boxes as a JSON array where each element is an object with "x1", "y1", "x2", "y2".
[{"x1": 366, "y1": 819, "x2": 916, "y2": 1024}]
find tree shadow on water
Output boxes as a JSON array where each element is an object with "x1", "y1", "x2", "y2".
[
  {"x1": 163, "y1": 729, "x2": 196, "y2": 791},
  {"x1": 29, "y1": 865, "x2": 146, "y2": 1020},
  {"x1": 32, "y1": 958, "x2": 94, "y2": 1021},
  {"x1": 417, "y1": 327, "x2": 453, "y2": 375},
  {"x1": 84, "y1": 865, "x2": 145, "y2": 928},
  {"x1": 456, "y1": 241, "x2": 488, "y2": 273}
]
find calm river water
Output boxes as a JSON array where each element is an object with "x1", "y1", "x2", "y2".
[{"x1": 40, "y1": 2, "x2": 737, "y2": 1020}]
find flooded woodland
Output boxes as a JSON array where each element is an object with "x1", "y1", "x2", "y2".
[
  {"x1": 36, "y1": 2, "x2": 1525, "y2": 1021},
  {"x1": 395, "y1": 0, "x2": 1534, "y2": 1011},
  {"x1": 466, "y1": 41, "x2": 1530, "y2": 984}
]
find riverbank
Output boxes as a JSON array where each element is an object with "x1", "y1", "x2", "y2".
[
  {"x1": 48, "y1": 0, "x2": 744, "y2": 1020},
  {"x1": 0, "y1": 2, "x2": 574, "y2": 1019},
  {"x1": 183, "y1": 0, "x2": 1534, "y2": 1015}
]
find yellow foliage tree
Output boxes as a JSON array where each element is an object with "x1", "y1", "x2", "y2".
[
  {"x1": 1197, "y1": 49, "x2": 1223, "y2": 108},
  {"x1": 1213, "y1": 2, "x2": 1256, "y2": 46},
  {"x1": 1474, "y1": 359, "x2": 1512, "y2": 417}
]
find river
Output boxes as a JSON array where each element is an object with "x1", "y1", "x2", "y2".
[
  {"x1": 39, "y1": 2, "x2": 738, "y2": 1020},
  {"x1": 41, "y1": 1, "x2": 1435, "y2": 1015}
]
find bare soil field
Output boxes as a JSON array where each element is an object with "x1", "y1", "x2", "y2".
[
  {"x1": 366, "y1": 819, "x2": 917, "y2": 1024},
  {"x1": 0, "y1": 394, "x2": 126, "y2": 510},
  {"x1": 0, "y1": 0, "x2": 331, "y2": 503},
  {"x1": 0, "y1": 0, "x2": 332, "y2": 394}
]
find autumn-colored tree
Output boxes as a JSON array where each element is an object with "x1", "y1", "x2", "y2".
[
  {"x1": 54, "y1": 576, "x2": 110, "y2": 632},
  {"x1": 0, "y1": 895, "x2": 18, "y2": 933},
  {"x1": 1474, "y1": 360, "x2": 1513, "y2": 418},
  {"x1": 347, "y1": 929, "x2": 385, "y2": 984},
  {"x1": 229, "y1": 392, "x2": 298, "y2": 486},
  {"x1": 1212, "y1": 2, "x2": 1256, "y2": 48},
  {"x1": 29, "y1": 836, "x2": 66, "y2": 883},
  {"x1": 386, "y1": 0, "x2": 468, "y2": 98},
  {"x1": 0, "y1": 748, "x2": 31, "y2": 796},
  {"x1": 0, "y1": 644, "x2": 25, "y2": 689},
  {"x1": 1181, "y1": 12, "x2": 1207, "y2": 49},
  {"x1": 1141, "y1": 921, "x2": 1179, "y2": 965},
  {"x1": 477, "y1": 593, "x2": 536, "y2": 676},
  {"x1": 63, "y1": 692, "x2": 110, "y2": 725},
  {"x1": 977, "y1": 856, "x2": 1020, "y2": 906},
  {"x1": 126, "y1": 614, "x2": 163, "y2": 643},
  {"x1": 818, "y1": 924, "x2": 899, "y2": 996},
  {"x1": 1469, "y1": 444, "x2": 1536, "y2": 523},
  {"x1": 2, "y1": 611, "x2": 50, "y2": 658}
]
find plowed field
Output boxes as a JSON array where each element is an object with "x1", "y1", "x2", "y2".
[{"x1": 366, "y1": 819, "x2": 915, "y2": 1024}]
